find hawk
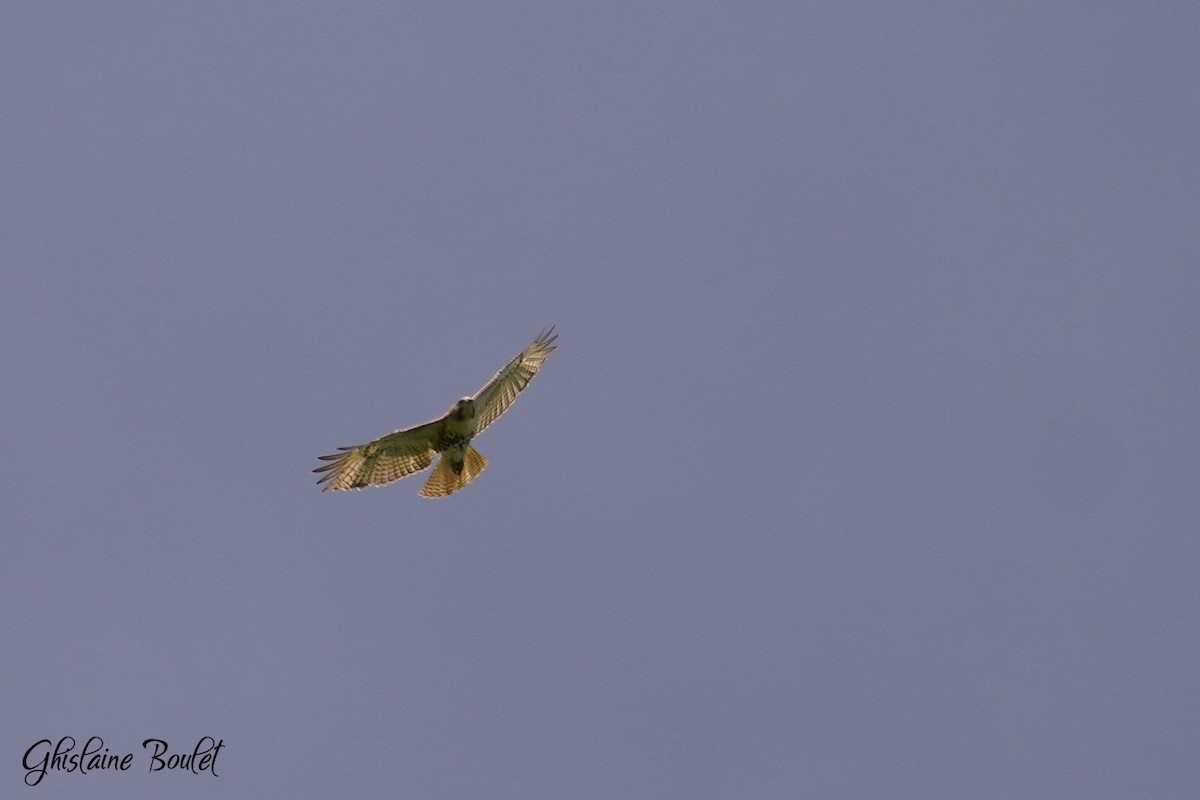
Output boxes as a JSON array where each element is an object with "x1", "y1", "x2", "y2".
[{"x1": 314, "y1": 327, "x2": 557, "y2": 497}]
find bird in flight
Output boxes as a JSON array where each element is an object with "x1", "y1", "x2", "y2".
[{"x1": 314, "y1": 327, "x2": 558, "y2": 497}]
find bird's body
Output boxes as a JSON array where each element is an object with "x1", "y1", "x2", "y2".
[
  {"x1": 437, "y1": 399, "x2": 477, "y2": 471},
  {"x1": 314, "y1": 328, "x2": 557, "y2": 497}
]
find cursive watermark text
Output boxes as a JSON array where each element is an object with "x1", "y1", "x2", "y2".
[{"x1": 22, "y1": 737, "x2": 223, "y2": 787}]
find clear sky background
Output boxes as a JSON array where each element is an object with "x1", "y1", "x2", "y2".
[{"x1": 3, "y1": 3, "x2": 1198, "y2": 798}]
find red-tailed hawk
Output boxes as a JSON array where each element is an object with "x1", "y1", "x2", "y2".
[{"x1": 314, "y1": 328, "x2": 557, "y2": 497}]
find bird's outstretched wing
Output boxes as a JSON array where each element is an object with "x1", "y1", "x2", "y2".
[
  {"x1": 313, "y1": 419, "x2": 442, "y2": 491},
  {"x1": 470, "y1": 327, "x2": 558, "y2": 434}
]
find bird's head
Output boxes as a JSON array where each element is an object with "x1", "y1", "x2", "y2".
[{"x1": 450, "y1": 397, "x2": 476, "y2": 420}]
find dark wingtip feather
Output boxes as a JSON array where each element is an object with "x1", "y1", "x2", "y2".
[{"x1": 535, "y1": 326, "x2": 558, "y2": 351}]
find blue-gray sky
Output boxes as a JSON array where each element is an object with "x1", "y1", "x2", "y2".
[{"x1": 4, "y1": 3, "x2": 1198, "y2": 797}]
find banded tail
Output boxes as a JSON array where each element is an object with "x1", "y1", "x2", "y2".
[{"x1": 419, "y1": 446, "x2": 488, "y2": 498}]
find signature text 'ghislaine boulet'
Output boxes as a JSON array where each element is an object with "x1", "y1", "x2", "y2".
[{"x1": 22, "y1": 736, "x2": 223, "y2": 787}]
